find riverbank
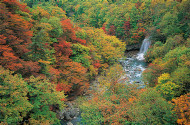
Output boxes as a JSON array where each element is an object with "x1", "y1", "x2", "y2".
[{"x1": 60, "y1": 50, "x2": 147, "y2": 125}]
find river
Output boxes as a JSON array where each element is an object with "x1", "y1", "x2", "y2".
[
  {"x1": 119, "y1": 51, "x2": 148, "y2": 87},
  {"x1": 61, "y1": 38, "x2": 151, "y2": 125},
  {"x1": 119, "y1": 38, "x2": 151, "y2": 86}
]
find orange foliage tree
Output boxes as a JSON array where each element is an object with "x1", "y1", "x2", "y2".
[
  {"x1": 172, "y1": 93, "x2": 190, "y2": 125},
  {"x1": 0, "y1": 0, "x2": 40, "y2": 76}
]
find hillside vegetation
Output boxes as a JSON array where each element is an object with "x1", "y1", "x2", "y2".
[{"x1": 0, "y1": 0, "x2": 189, "y2": 124}]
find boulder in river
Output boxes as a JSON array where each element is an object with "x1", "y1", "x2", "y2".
[{"x1": 58, "y1": 102, "x2": 80, "y2": 121}]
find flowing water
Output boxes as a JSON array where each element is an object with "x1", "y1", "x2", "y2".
[
  {"x1": 119, "y1": 38, "x2": 151, "y2": 86},
  {"x1": 136, "y1": 38, "x2": 151, "y2": 60},
  {"x1": 119, "y1": 53, "x2": 147, "y2": 86},
  {"x1": 62, "y1": 38, "x2": 151, "y2": 125}
]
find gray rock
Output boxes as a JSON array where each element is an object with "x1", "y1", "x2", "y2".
[
  {"x1": 58, "y1": 102, "x2": 80, "y2": 121},
  {"x1": 67, "y1": 122, "x2": 73, "y2": 125}
]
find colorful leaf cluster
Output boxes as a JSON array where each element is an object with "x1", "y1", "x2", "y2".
[
  {"x1": 0, "y1": 0, "x2": 125, "y2": 124},
  {"x1": 172, "y1": 93, "x2": 190, "y2": 125},
  {"x1": 0, "y1": 0, "x2": 40, "y2": 76},
  {"x1": 1, "y1": 0, "x2": 189, "y2": 124},
  {"x1": 0, "y1": 66, "x2": 65, "y2": 124},
  {"x1": 80, "y1": 65, "x2": 177, "y2": 125}
]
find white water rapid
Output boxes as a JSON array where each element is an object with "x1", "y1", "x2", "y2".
[
  {"x1": 119, "y1": 37, "x2": 151, "y2": 86},
  {"x1": 62, "y1": 38, "x2": 151, "y2": 125},
  {"x1": 136, "y1": 38, "x2": 151, "y2": 60}
]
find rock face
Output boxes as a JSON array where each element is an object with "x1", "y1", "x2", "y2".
[
  {"x1": 124, "y1": 50, "x2": 138, "y2": 58},
  {"x1": 58, "y1": 102, "x2": 80, "y2": 121},
  {"x1": 125, "y1": 43, "x2": 141, "y2": 51}
]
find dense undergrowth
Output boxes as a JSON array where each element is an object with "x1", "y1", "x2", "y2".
[{"x1": 0, "y1": 0, "x2": 189, "y2": 124}]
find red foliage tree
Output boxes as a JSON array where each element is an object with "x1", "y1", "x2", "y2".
[
  {"x1": 123, "y1": 19, "x2": 131, "y2": 38},
  {"x1": 60, "y1": 19, "x2": 86, "y2": 45},
  {"x1": 102, "y1": 23, "x2": 107, "y2": 34},
  {"x1": 108, "y1": 25, "x2": 116, "y2": 36},
  {"x1": 52, "y1": 37, "x2": 89, "y2": 94},
  {"x1": 54, "y1": 38, "x2": 73, "y2": 58},
  {"x1": 93, "y1": 60, "x2": 101, "y2": 69},
  {"x1": 0, "y1": 0, "x2": 40, "y2": 76}
]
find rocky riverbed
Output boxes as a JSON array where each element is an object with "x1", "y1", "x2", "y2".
[
  {"x1": 59, "y1": 101, "x2": 81, "y2": 125},
  {"x1": 119, "y1": 51, "x2": 148, "y2": 86},
  {"x1": 59, "y1": 49, "x2": 149, "y2": 125}
]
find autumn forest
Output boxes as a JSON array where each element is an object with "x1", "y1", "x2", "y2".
[{"x1": 0, "y1": 0, "x2": 189, "y2": 124}]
